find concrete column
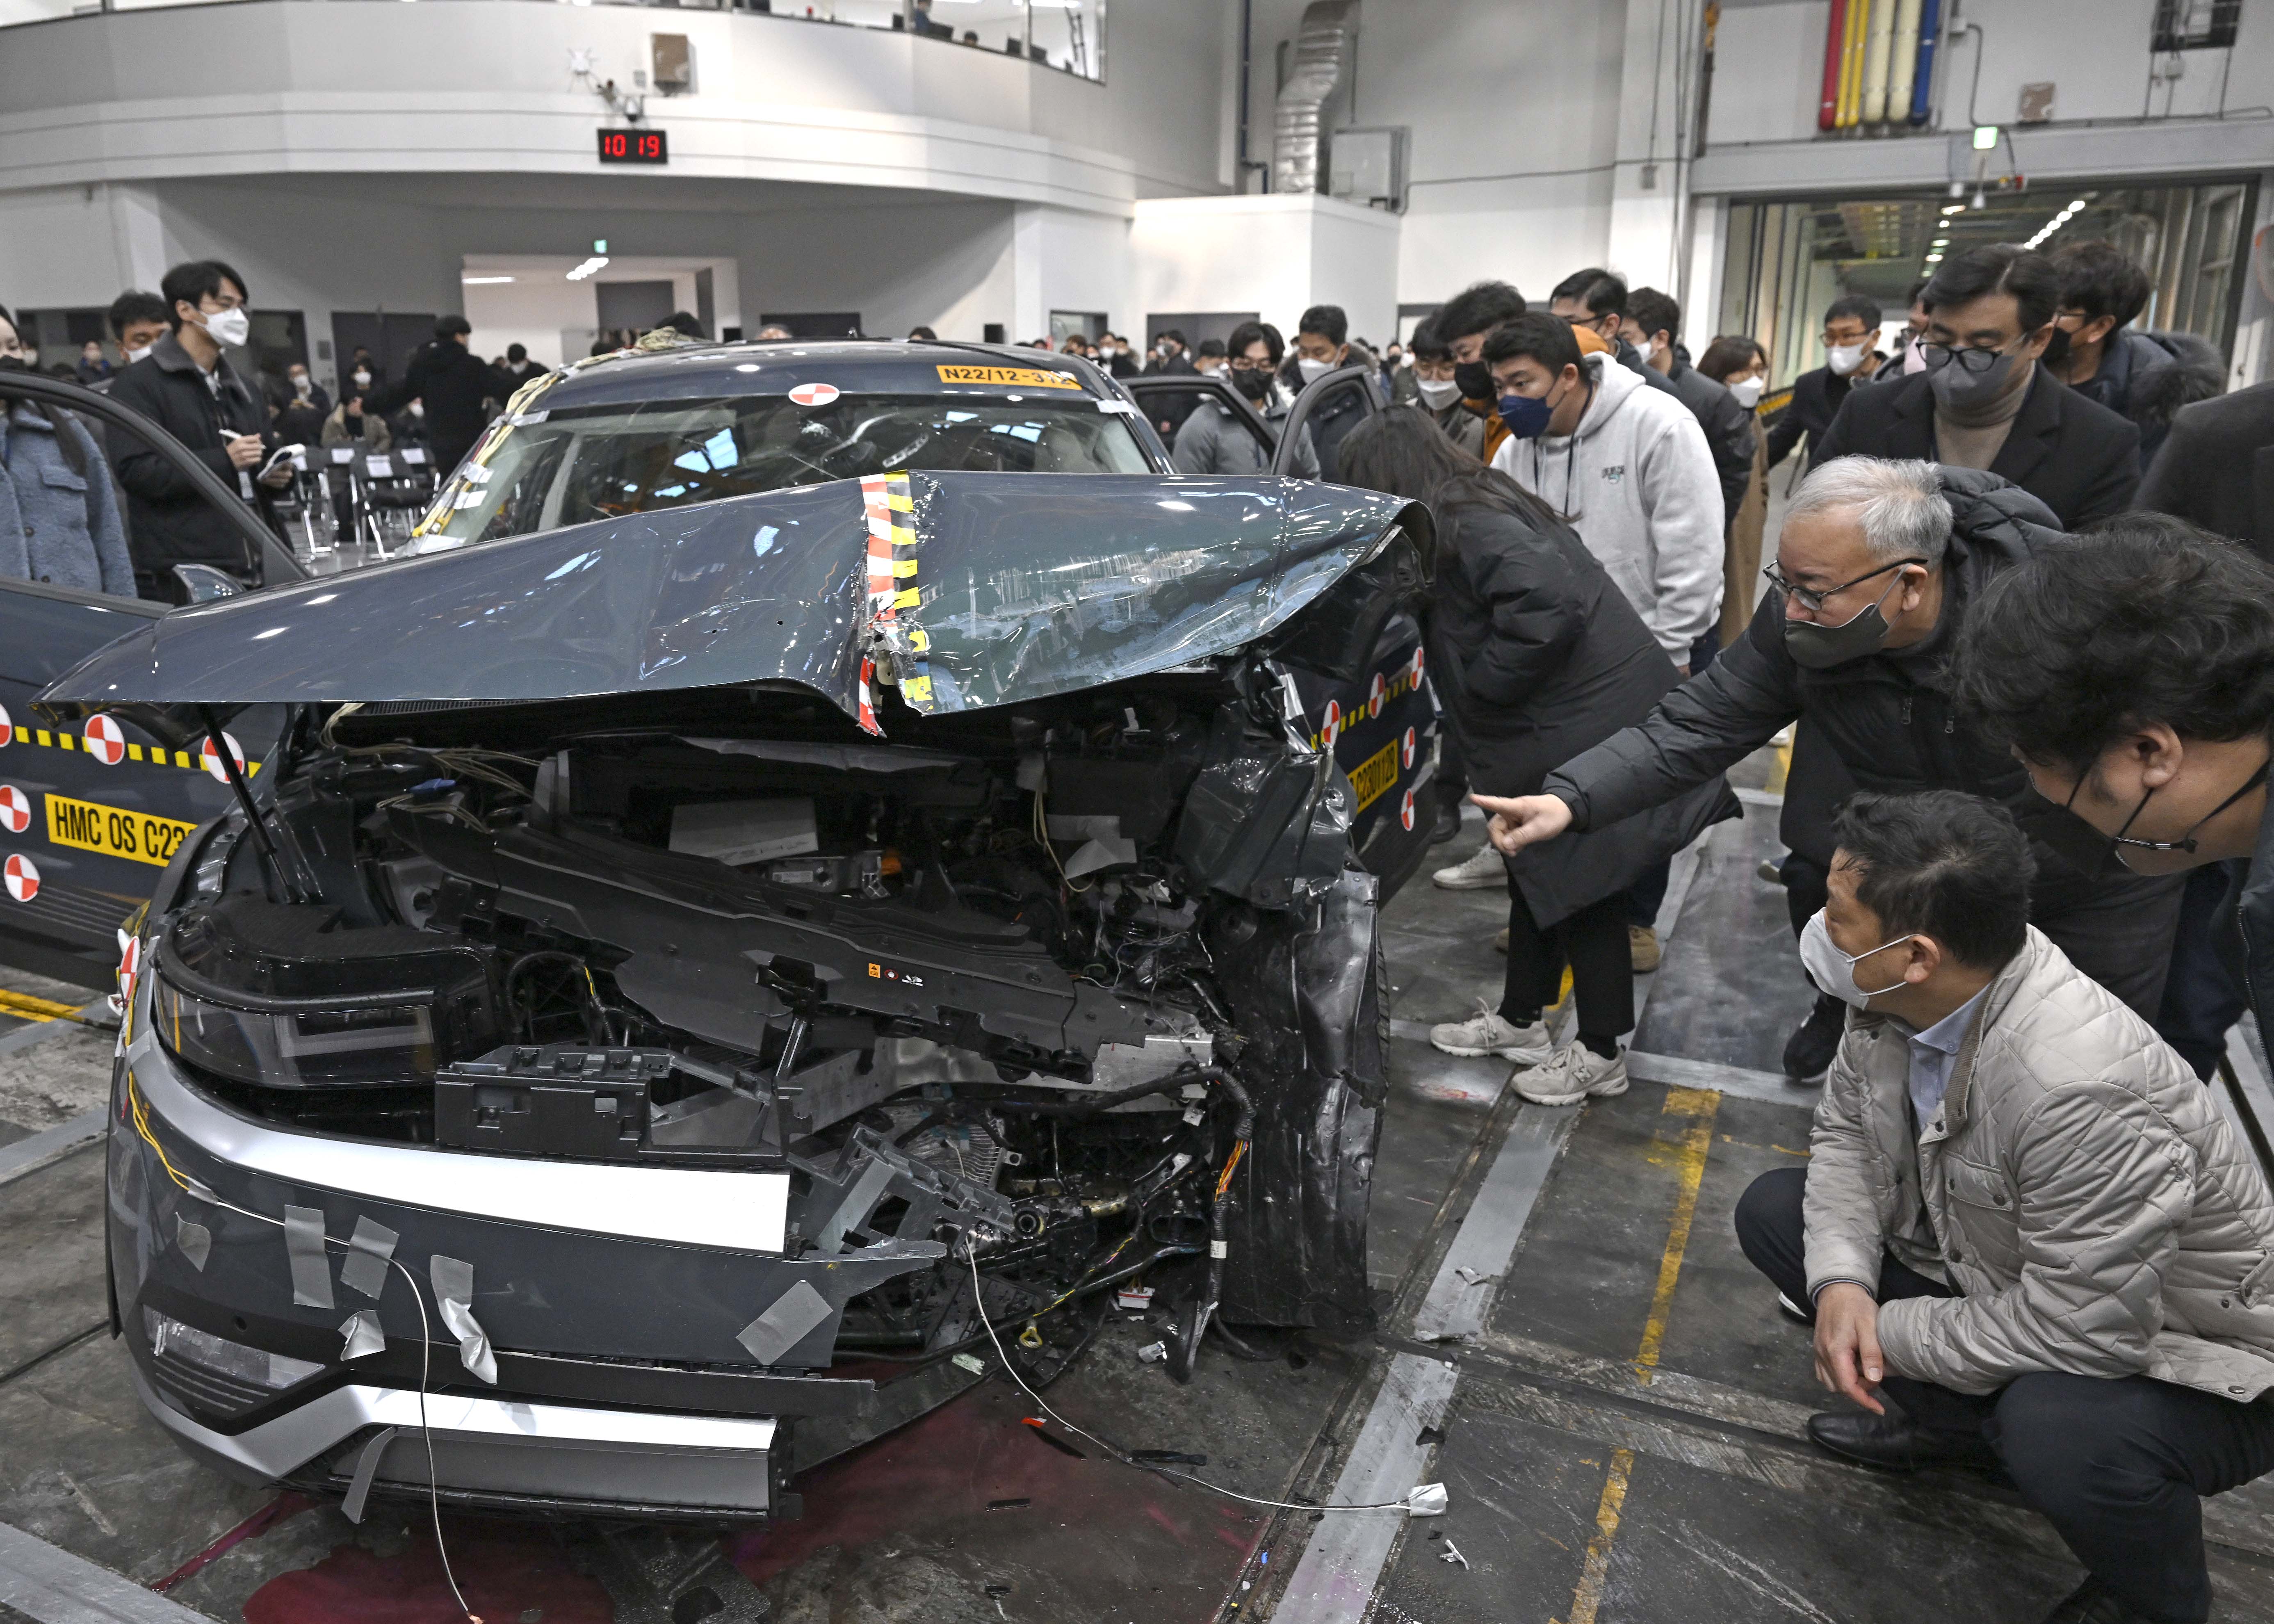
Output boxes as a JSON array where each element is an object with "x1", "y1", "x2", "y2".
[
  {"x1": 104, "y1": 184, "x2": 169, "y2": 294},
  {"x1": 1604, "y1": 0, "x2": 1692, "y2": 302}
]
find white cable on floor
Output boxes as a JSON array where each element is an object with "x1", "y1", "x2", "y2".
[{"x1": 963, "y1": 1247, "x2": 1427, "y2": 1515}]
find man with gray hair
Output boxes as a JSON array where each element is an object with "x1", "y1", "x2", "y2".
[{"x1": 1474, "y1": 457, "x2": 2187, "y2": 1082}]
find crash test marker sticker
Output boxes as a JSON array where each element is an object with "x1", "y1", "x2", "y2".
[
  {"x1": 1368, "y1": 671, "x2": 1385, "y2": 719},
  {"x1": 1400, "y1": 790, "x2": 1416, "y2": 833},
  {"x1": 5, "y1": 853, "x2": 38, "y2": 902},
  {"x1": 83, "y1": 714, "x2": 125, "y2": 765},
  {"x1": 935, "y1": 365, "x2": 1081, "y2": 390},
  {"x1": 0, "y1": 703, "x2": 13, "y2": 748},
  {"x1": 1321, "y1": 700, "x2": 1342, "y2": 748},
  {"x1": 0, "y1": 787, "x2": 28, "y2": 835},
  {"x1": 1410, "y1": 645, "x2": 1426, "y2": 684},
  {"x1": 200, "y1": 732, "x2": 246, "y2": 784},
  {"x1": 1401, "y1": 727, "x2": 1417, "y2": 770},
  {"x1": 787, "y1": 382, "x2": 841, "y2": 408}
]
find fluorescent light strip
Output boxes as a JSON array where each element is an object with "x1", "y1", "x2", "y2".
[{"x1": 461, "y1": 276, "x2": 515, "y2": 285}]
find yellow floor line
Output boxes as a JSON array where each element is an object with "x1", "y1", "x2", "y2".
[
  {"x1": 1553, "y1": 1085, "x2": 1722, "y2": 1621},
  {"x1": 0, "y1": 988, "x2": 86, "y2": 1024},
  {"x1": 1557, "y1": 1447, "x2": 1636, "y2": 1624}
]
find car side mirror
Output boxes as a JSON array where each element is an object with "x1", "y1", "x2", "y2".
[{"x1": 171, "y1": 564, "x2": 244, "y2": 604}]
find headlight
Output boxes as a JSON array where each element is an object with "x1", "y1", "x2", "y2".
[
  {"x1": 151, "y1": 969, "x2": 442, "y2": 1088},
  {"x1": 145, "y1": 1308, "x2": 324, "y2": 1420},
  {"x1": 148, "y1": 894, "x2": 502, "y2": 1090}
]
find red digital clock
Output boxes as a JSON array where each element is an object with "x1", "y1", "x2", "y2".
[{"x1": 597, "y1": 129, "x2": 668, "y2": 165}]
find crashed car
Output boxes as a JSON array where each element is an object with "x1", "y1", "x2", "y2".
[{"x1": 32, "y1": 375, "x2": 1440, "y2": 1519}]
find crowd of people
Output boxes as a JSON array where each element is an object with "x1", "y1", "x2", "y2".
[{"x1": 1309, "y1": 238, "x2": 2266, "y2": 1624}]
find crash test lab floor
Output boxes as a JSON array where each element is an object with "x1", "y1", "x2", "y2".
[{"x1": 8, "y1": 751, "x2": 2274, "y2": 1624}]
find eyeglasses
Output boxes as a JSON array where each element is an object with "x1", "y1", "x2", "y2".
[
  {"x1": 1761, "y1": 555, "x2": 1925, "y2": 614},
  {"x1": 1227, "y1": 357, "x2": 1275, "y2": 372},
  {"x1": 1916, "y1": 335, "x2": 2029, "y2": 374}
]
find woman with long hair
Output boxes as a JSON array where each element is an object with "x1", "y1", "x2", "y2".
[{"x1": 1337, "y1": 408, "x2": 1737, "y2": 1104}]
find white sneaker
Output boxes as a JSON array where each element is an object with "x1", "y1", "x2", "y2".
[
  {"x1": 1512, "y1": 1043, "x2": 1629, "y2": 1106},
  {"x1": 1429, "y1": 1001, "x2": 1553, "y2": 1063},
  {"x1": 1432, "y1": 842, "x2": 1505, "y2": 890}
]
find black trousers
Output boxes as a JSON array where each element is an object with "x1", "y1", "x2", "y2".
[
  {"x1": 1501, "y1": 873, "x2": 1632, "y2": 1042},
  {"x1": 1779, "y1": 854, "x2": 2185, "y2": 1025},
  {"x1": 1736, "y1": 1166, "x2": 2274, "y2": 1623}
]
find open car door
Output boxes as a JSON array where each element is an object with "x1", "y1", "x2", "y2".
[
  {"x1": 1120, "y1": 372, "x2": 1273, "y2": 468},
  {"x1": 0, "y1": 371, "x2": 303, "y2": 986}
]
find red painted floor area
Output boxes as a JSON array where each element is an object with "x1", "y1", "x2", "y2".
[
  {"x1": 244, "y1": 1522, "x2": 614, "y2": 1624},
  {"x1": 731, "y1": 1381, "x2": 1270, "y2": 1622}
]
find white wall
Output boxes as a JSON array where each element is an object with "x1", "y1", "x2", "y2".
[{"x1": 1129, "y1": 192, "x2": 1400, "y2": 343}]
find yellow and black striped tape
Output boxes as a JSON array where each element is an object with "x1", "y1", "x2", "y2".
[{"x1": 8, "y1": 728, "x2": 260, "y2": 776}]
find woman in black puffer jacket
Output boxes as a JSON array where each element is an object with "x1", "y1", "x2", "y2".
[{"x1": 1338, "y1": 408, "x2": 1737, "y2": 1106}]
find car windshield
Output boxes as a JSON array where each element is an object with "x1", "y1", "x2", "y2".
[{"x1": 425, "y1": 392, "x2": 1156, "y2": 546}]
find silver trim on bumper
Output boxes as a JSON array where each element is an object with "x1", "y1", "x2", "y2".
[
  {"x1": 132, "y1": 1362, "x2": 778, "y2": 1514},
  {"x1": 124, "y1": 990, "x2": 789, "y2": 1253}
]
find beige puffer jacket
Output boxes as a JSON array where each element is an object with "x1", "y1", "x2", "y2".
[{"x1": 1804, "y1": 926, "x2": 2274, "y2": 1400}]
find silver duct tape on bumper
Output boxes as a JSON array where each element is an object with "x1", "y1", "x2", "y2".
[{"x1": 132, "y1": 1362, "x2": 779, "y2": 1515}]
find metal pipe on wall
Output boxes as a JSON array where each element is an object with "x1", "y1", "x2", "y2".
[
  {"x1": 1861, "y1": 0, "x2": 1895, "y2": 123},
  {"x1": 1909, "y1": 0, "x2": 1942, "y2": 125},
  {"x1": 1888, "y1": 0, "x2": 1923, "y2": 123},
  {"x1": 1819, "y1": 0, "x2": 1848, "y2": 130}
]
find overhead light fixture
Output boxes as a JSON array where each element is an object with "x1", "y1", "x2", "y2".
[
  {"x1": 1941, "y1": 204, "x2": 1966, "y2": 215},
  {"x1": 2068, "y1": 198, "x2": 2089, "y2": 211},
  {"x1": 461, "y1": 276, "x2": 515, "y2": 285},
  {"x1": 567, "y1": 256, "x2": 610, "y2": 281},
  {"x1": 1932, "y1": 238, "x2": 1950, "y2": 247},
  {"x1": 1924, "y1": 253, "x2": 1943, "y2": 263},
  {"x1": 1972, "y1": 124, "x2": 2000, "y2": 151}
]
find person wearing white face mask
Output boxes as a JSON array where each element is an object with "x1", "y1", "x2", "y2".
[
  {"x1": 1766, "y1": 294, "x2": 1886, "y2": 475},
  {"x1": 107, "y1": 258, "x2": 288, "y2": 602},
  {"x1": 1734, "y1": 788, "x2": 2274, "y2": 1624},
  {"x1": 1404, "y1": 319, "x2": 1486, "y2": 463},
  {"x1": 108, "y1": 291, "x2": 169, "y2": 376},
  {"x1": 1281, "y1": 303, "x2": 1382, "y2": 483}
]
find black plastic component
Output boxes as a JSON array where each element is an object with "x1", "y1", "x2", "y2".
[{"x1": 435, "y1": 1044, "x2": 666, "y2": 1159}]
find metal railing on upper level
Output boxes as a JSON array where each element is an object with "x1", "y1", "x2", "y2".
[{"x1": 0, "y1": 0, "x2": 1107, "y2": 83}]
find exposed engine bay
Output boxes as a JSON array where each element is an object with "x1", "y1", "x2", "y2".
[{"x1": 142, "y1": 654, "x2": 1390, "y2": 1421}]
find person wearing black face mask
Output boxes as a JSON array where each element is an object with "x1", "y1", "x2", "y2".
[
  {"x1": 1813, "y1": 244, "x2": 2142, "y2": 527},
  {"x1": 1952, "y1": 515, "x2": 2274, "y2": 1084},
  {"x1": 1473, "y1": 455, "x2": 2188, "y2": 1085},
  {"x1": 1168, "y1": 320, "x2": 1318, "y2": 477},
  {"x1": 1431, "y1": 280, "x2": 1529, "y2": 463}
]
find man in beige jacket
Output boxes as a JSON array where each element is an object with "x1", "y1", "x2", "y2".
[{"x1": 1736, "y1": 788, "x2": 2274, "y2": 1624}]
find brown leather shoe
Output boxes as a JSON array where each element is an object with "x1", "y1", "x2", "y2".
[{"x1": 1629, "y1": 925, "x2": 1661, "y2": 974}]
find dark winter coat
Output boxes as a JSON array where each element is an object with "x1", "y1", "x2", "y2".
[
  {"x1": 0, "y1": 404, "x2": 135, "y2": 596},
  {"x1": 2138, "y1": 380, "x2": 2274, "y2": 567},
  {"x1": 363, "y1": 340, "x2": 510, "y2": 473},
  {"x1": 1278, "y1": 341, "x2": 1384, "y2": 482},
  {"x1": 2071, "y1": 328, "x2": 2224, "y2": 465},
  {"x1": 1435, "y1": 497, "x2": 1738, "y2": 925},
  {"x1": 1542, "y1": 468, "x2": 2113, "y2": 907},
  {"x1": 1765, "y1": 360, "x2": 1879, "y2": 470},
  {"x1": 107, "y1": 332, "x2": 274, "y2": 575},
  {"x1": 1813, "y1": 367, "x2": 2141, "y2": 527},
  {"x1": 1664, "y1": 353, "x2": 1756, "y2": 520}
]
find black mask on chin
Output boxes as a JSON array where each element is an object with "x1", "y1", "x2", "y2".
[{"x1": 1453, "y1": 360, "x2": 1494, "y2": 402}]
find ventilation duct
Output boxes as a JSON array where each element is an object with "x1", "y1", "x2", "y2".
[{"x1": 1272, "y1": 0, "x2": 1359, "y2": 196}]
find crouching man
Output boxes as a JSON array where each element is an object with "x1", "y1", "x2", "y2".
[{"x1": 1735, "y1": 788, "x2": 2274, "y2": 1624}]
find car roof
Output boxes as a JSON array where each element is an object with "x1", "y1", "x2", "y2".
[{"x1": 534, "y1": 338, "x2": 1125, "y2": 413}]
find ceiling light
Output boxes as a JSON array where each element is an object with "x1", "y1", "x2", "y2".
[
  {"x1": 1941, "y1": 204, "x2": 1966, "y2": 215},
  {"x1": 2069, "y1": 198, "x2": 2089, "y2": 211},
  {"x1": 1924, "y1": 253, "x2": 1943, "y2": 263},
  {"x1": 566, "y1": 256, "x2": 610, "y2": 281},
  {"x1": 1932, "y1": 238, "x2": 1949, "y2": 247},
  {"x1": 461, "y1": 276, "x2": 515, "y2": 285}
]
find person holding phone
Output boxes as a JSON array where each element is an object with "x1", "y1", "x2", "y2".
[{"x1": 107, "y1": 259, "x2": 290, "y2": 602}]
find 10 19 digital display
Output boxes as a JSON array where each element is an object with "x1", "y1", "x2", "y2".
[{"x1": 598, "y1": 129, "x2": 668, "y2": 165}]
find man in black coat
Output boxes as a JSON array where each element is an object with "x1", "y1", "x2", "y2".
[
  {"x1": 1630, "y1": 287, "x2": 1754, "y2": 529},
  {"x1": 1813, "y1": 245, "x2": 2140, "y2": 527},
  {"x1": 1765, "y1": 294, "x2": 1887, "y2": 472},
  {"x1": 1473, "y1": 458, "x2": 2185, "y2": 1081},
  {"x1": 2048, "y1": 239, "x2": 2225, "y2": 465},
  {"x1": 2137, "y1": 383, "x2": 2274, "y2": 566},
  {"x1": 108, "y1": 258, "x2": 291, "y2": 601},
  {"x1": 1550, "y1": 268, "x2": 1679, "y2": 401},
  {"x1": 1140, "y1": 328, "x2": 1200, "y2": 441},
  {"x1": 363, "y1": 316, "x2": 511, "y2": 477}
]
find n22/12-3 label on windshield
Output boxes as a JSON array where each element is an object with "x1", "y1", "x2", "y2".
[
  {"x1": 45, "y1": 794, "x2": 197, "y2": 868},
  {"x1": 935, "y1": 366, "x2": 1082, "y2": 389}
]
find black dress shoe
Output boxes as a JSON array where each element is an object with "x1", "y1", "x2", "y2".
[
  {"x1": 2037, "y1": 1576, "x2": 2160, "y2": 1624},
  {"x1": 1805, "y1": 1409, "x2": 1991, "y2": 1471},
  {"x1": 1428, "y1": 801, "x2": 1462, "y2": 845},
  {"x1": 1782, "y1": 992, "x2": 1847, "y2": 1083}
]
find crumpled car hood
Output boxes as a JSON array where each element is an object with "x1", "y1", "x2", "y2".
[{"x1": 35, "y1": 472, "x2": 1416, "y2": 732}]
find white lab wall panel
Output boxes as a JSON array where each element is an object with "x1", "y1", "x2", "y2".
[{"x1": 1129, "y1": 193, "x2": 1399, "y2": 342}]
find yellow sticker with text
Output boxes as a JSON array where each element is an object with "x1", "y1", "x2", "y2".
[
  {"x1": 935, "y1": 365, "x2": 1083, "y2": 390},
  {"x1": 46, "y1": 794, "x2": 198, "y2": 868},
  {"x1": 1350, "y1": 739, "x2": 1400, "y2": 814}
]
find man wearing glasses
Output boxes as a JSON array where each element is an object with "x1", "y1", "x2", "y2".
[
  {"x1": 1472, "y1": 456, "x2": 2187, "y2": 1078},
  {"x1": 1812, "y1": 244, "x2": 2141, "y2": 526},
  {"x1": 1765, "y1": 294, "x2": 1887, "y2": 475}
]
